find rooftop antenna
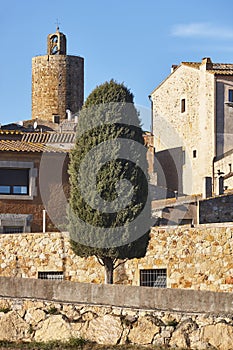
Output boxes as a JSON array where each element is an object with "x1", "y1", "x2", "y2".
[{"x1": 55, "y1": 19, "x2": 61, "y2": 32}]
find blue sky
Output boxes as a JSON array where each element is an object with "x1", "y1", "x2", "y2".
[{"x1": 1, "y1": 0, "x2": 233, "y2": 131}]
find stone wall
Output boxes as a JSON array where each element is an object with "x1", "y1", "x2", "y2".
[
  {"x1": 199, "y1": 194, "x2": 233, "y2": 224},
  {"x1": 130, "y1": 224, "x2": 233, "y2": 292},
  {"x1": 0, "y1": 277, "x2": 233, "y2": 349},
  {"x1": 1, "y1": 224, "x2": 233, "y2": 292}
]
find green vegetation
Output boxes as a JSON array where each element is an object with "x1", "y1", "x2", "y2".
[
  {"x1": 0, "y1": 338, "x2": 216, "y2": 349},
  {"x1": 68, "y1": 80, "x2": 151, "y2": 284},
  {"x1": 0, "y1": 338, "x2": 86, "y2": 350},
  {"x1": 0, "y1": 307, "x2": 11, "y2": 313},
  {"x1": 0, "y1": 338, "x2": 185, "y2": 349},
  {"x1": 46, "y1": 306, "x2": 60, "y2": 315},
  {"x1": 83, "y1": 79, "x2": 134, "y2": 108},
  {"x1": 166, "y1": 320, "x2": 178, "y2": 327}
]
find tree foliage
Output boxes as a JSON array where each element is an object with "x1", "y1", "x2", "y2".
[
  {"x1": 68, "y1": 80, "x2": 151, "y2": 283},
  {"x1": 84, "y1": 79, "x2": 134, "y2": 108}
]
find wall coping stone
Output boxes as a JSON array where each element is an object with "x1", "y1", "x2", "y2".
[{"x1": 0, "y1": 277, "x2": 233, "y2": 314}]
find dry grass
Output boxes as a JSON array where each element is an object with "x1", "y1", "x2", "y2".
[{"x1": 0, "y1": 340, "x2": 171, "y2": 350}]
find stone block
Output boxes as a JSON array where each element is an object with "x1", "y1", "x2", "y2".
[
  {"x1": 85, "y1": 314, "x2": 122, "y2": 345},
  {"x1": 128, "y1": 316, "x2": 160, "y2": 345}
]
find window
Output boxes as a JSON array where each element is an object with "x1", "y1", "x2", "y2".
[
  {"x1": 52, "y1": 45, "x2": 58, "y2": 55},
  {"x1": 193, "y1": 150, "x2": 197, "y2": 158},
  {"x1": 52, "y1": 35, "x2": 58, "y2": 43},
  {"x1": 140, "y1": 269, "x2": 167, "y2": 288},
  {"x1": 3, "y1": 226, "x2": 23, "y2": 233},
  {"x1": 0, "y1": 168, "x2": 29, "y2": 195},
  {"x1": 38, "y1": 271, "x2": 64, "y2": 280},
  {"x1": 0, "y1": 214, "x2": 32, "y2": 233},
  {"x1": 53, "y1": 115, "x2": 60, "y2": 124},
  {"x1": 0, "y1": 161, "x2": 37, "y2": 200},
  {"x1": 229, "y1": 89, "x2": 233, "y2": 102},
  {"x1": 181, "y1": 99, "x2": 186, "y2": 113}
]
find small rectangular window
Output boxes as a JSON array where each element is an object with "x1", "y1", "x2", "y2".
[
  {"x1": 229, "y1": 90, "x2": 233, "y2": 102},
  {"x1": 3, "y1": 226, "x2": 24, "y2": 233},
  {"x1": 181, "y1": 99, "x2": 186, "y2": 113},
  {"x1": 13, "y1": 186, "x2": 28, "y2": 194},
  {"x1": 140, "y1": 269, "x2": 167, "y2": 288},
  {"x1": 53, "y1": 115, "x2": 60, "y2": 124},
  {"x1": 0, "y1": 186, "x2": 10, "y2": 194},
  {"x1": 193, "y1": 150, "x2": 197, "y2": 158},
  {"x1": 38, "y1": 271, "x2": 64, "y2": 280}
]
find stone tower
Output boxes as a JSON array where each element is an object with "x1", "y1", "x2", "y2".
[{"x1": 31, "y1": 28, "x2": 84, "y2": 123}]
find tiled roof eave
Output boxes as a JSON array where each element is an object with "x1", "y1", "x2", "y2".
[
  {"x1": 211, "y1": 70, "x2": 233, "y2": 76},
  {"x1": 0, "y1": 130, "x2": 23, "y2": 135},
  {"x1": 0, "y1": 140, "x2": 70, "y2": 153}
]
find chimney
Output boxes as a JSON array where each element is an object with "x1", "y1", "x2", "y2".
[
  {"x1": 200, "y1": 57, "x2": 213, "y2": 70},
  {"x1": 66, "y1": 109, "x2": 72, "y2": 121},
  {"x1": 171, "y1": 64, "x2": 178, "y2": 73}
]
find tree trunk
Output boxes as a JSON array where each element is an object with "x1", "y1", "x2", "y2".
[{"x1": 103, "y1": 257, "x2": 114, "y2": 284}]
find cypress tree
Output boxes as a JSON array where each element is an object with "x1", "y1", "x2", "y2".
[{"x1": 68, "y1": 80, "x2": 151, "y2": 284}]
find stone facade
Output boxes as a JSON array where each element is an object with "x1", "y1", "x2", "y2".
[
  {"x1": 199, "y1": 194, "x2": 233, "y2": 224},
  {"x1": 0, "y1": 224, "x2": 233, "y2": 292},
  {"x1": 32, "y1": 29, "x2": 84, "y2": 122},
  {"x1": 151, "y1": 58, "x2": 233, "y2": 196},
  {"x1": 216, "y1": 75, "x2": 233, "y2": 156}
]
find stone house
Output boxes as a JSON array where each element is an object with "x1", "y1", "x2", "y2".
[
  {"x1": 150, "y1": 57, "x2": 233, "y2": 197},
  {"x1": 0, "y1": 129, "x2": 71, "y2": 232}
]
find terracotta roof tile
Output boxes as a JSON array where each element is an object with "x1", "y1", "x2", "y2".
[
  {"x1": 0, "y1": 140, "x2": 69, "y2": 153},
  {"x1": 0, "y1": 130, "x2": 23, "y2": 135},
  {"x1": 181, "y1": 62, "x2": 200, "y2": 69},
  {"x1": 209, "y1": 69, "x2": 233, "y2": 75},
  {"x1": 151, "y1": 60, "x2": 233, "y2": 95},
  {"x1": 182, "y1": 61, "x2": 233, "y2": 75}
]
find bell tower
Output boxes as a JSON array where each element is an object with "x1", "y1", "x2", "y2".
[
  {"x1": 47, "y1": 27, "x2": 67, "y2": 55},
  {"x1": 31, "y1": 28, "x2": 84, "y2": 123}
]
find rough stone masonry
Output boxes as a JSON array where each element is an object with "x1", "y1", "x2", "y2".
[{"x1": 0, "y1": 277, "x2": 233, "y2": 349}]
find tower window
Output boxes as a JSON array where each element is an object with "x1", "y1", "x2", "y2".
[
  {"x1": 229, "y1": 89, "x2": 233, "y2": 102},
  {"x1": 52, "y1": 45, "x2": 58, "y2": 55},
  {"x1": 193, "y1": 150, "x2": 197, "y2": 158},
  {"x1": 181, "y1": 99, "x2": 186, "y2": 113},
  {"x1": 52, "y1": 35, "x2": 58, "y2": 43}
]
